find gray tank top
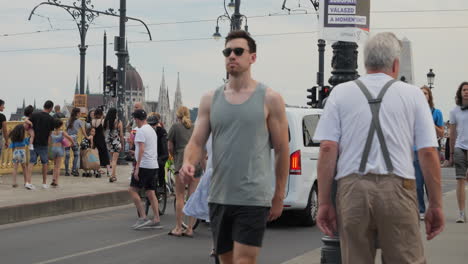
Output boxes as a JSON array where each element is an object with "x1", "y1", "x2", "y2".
[{"x1": 209, "y1": 82, "x2": 273, "y2": 207}]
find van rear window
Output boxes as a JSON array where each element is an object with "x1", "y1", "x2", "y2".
[{"x1": 303, "y1": 115, "x2": 320, "y2": 147}]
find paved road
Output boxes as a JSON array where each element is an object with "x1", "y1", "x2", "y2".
[
  {"x1": 0, "y1": 168, "x2": 458, "y2": 264},
  {"x1": 0, "y1": 201, "x2": 324, "y2": 264}
]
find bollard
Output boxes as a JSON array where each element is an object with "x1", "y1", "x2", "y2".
[{"x1": 320, "y1": 235, "x2": 341, "y2": 264}]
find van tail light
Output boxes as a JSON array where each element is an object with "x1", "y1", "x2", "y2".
[{"x1": 289, "y1": 150, "x2": 302, "y2": 175}]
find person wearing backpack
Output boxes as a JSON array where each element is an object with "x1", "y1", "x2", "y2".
[{"x1": 148, "y1": 113, "x2": 168, "y2": 193}]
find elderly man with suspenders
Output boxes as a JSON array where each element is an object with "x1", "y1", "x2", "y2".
[{"x1": 313, "y1": 32, "x2": 445, "y2": 263}]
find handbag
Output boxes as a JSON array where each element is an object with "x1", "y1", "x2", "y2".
[{"x1": 62, "y1": 138, "x2": 72, "y2": 148}]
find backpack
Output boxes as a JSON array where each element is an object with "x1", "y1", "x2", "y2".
[{"x1": 154, "y1": 126, "x2": 169, "y2": 165}]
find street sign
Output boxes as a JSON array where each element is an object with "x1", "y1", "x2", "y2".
[{"x1": 319, "y1": 0, "x2": 370, "y2": 43}]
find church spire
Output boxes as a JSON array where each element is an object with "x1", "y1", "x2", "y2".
[
  {"x1": 74, "y1": 76, "x2": 79, "y2": 94},
  {"x1": 156, "y1": 68, "x2": 172, "y2": 128},
  {"x1": 22, "y1": 98, "x2": 25, "y2": 109},
  {"x1": 172, "y1": 72, "x2": 183, "y2": 125}
]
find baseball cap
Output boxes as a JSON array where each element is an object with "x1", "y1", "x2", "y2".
[
  {"x1": 147, "y1": 115, "x2": 159, "y2": 125},
  {"x1": 132, "y1": 109, "x2": 147, "y2": 120}
]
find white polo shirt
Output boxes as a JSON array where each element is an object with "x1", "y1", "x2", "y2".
[
  {"x1": 313, "y1": 73, "x2": 438, "y2": 180},
  {"x1": 450, "y1": 106, "x2": 468, "y2": 150}
]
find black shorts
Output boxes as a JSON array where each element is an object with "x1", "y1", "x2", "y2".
[
  {"x1": 209, "y1": 203, "x2": 270, "y2": 255},
  {"x1": 130, "y1": 168, "x2": 158, "y2": 190}
]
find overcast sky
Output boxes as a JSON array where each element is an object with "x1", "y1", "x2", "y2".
[{"x1": 1, "y1": 0, "x2": 468, "y2": 120}]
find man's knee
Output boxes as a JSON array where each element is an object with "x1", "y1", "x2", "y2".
[{"x1": 219, "y1": 251, "x2": 233, "y2": 264}]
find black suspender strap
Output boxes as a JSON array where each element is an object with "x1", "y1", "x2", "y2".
[{"x1": 354, "y1": 79, "x2": 398, "y2": 174}]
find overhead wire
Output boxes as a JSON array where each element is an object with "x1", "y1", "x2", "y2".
[{"x1": 3, "y1": 8, "x2": 468, "y2": 38}]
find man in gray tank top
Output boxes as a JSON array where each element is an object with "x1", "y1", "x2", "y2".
[{"x1": 179, "y1": 30, "x2": 289, "y2": 264}]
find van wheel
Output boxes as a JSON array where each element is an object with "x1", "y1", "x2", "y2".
[{"x1": 301, "y1": 183, "x2": 318, "y2": 226}]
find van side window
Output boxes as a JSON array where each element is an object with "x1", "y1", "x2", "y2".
[{"x1": 303, "y1": 115, "x2": 320, "y2": 147}]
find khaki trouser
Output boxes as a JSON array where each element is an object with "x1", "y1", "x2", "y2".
[{"x1": 337, "y1": 174, "x2": 426, "y2": 264}]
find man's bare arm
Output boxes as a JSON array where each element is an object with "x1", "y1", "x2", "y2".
[
  {"x1": 183, "y1": 91, "x2": 213, "y2": 167},
  {"x1": 317, "y1": 140, "x2": 338, "y2": 206},
  {"x1": 266, "y1": 89, "x2": 289, "y2": 200},
  {"x1": 418, "y1": 147, "x2": 445, "y2": 240},
  {"x1": 418, "y1": 147, "x2": 442, "y2": 208}
]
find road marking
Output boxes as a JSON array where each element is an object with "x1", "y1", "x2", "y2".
[{"x1": 33, "y1": 231, "x2": 167, "y2": 264}]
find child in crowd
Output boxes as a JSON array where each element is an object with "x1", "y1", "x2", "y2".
[
  {"x1": 23, "y1": 105, "x2": 35, "y2": 151},
  {"x1": 80, "y1": 127, "x2": 97, "y2": 177},
  {"x1": 49, "y1": 119, "x2": 74, "y2": 187},
  {"x1": 9, "y1": 124, "x2": 29, "y2": 188}
]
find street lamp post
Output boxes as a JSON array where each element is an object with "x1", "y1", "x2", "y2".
[
  {"x1": 212, "y1": 0, "x2": 249, "y2": 80},
  {"x1": 427, "y1": 69, "x2": 435, "y2": 89},
  {"x1": 29, "y1": 0, "x2": 153, "y2": 95}
]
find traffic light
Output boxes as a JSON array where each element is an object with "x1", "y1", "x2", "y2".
[
  {"x1": 319, "y1": 86, "x2": 331, "y2": 106},
  {"x1": 307, "y1": 86, "x2": 318, "y2": 107},
  {"x1": 105, "y1": 66, "x2": 118, "y2": 97}
]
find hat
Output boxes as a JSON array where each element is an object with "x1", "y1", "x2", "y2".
[
  {"x1": 147, "y1": 115, "x2": 159, "y2": 125},
  {"x1": 132, "y1": 109, "x2": 147, "y2": 120}
]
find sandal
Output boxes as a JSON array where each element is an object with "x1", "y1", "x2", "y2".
[
  {"x1": 12, "y1": 184, "x2": 18, "y2": 188},
  {"x1": 109, "y1": 176, "x2": 117, "y2": 183}
]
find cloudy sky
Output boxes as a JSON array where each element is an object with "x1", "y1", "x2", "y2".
[{"x1": 1, "y1": 0, "x2": 468, "y2": 120}]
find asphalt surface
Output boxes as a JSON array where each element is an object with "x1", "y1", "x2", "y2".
[
  {"x1": 0, "y1": 168, "x2": 458, "y2": 264},
  {"x1": 0, "y1": 199, "x2": 323, "y2": 264}
]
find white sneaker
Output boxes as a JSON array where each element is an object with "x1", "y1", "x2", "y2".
[
  {"x1": 25, "y1": 183, "x2": 36, "y2": 190},
  {"x1": 419, "y1": 213, "x2": 425, "y2": 221},
  {"x1": 29, "y1": 144, "x2": 34, "y2": 151},
  {"x1": 133, "y1": 218, "x2": 152, "y2": 229},
  {"x1": 42, "y1": 184, "x2": 49, "y2": 189},
  {"x1": 456, "y1": 212, "x2": 466, "y2": 223}
]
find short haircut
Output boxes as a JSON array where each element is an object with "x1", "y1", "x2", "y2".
[
  {"x1": 24, "y1": 105, "x2": 34, "y2": 117},
  {"x1": 225, "y1": 30, "x2": 256, "y2": 53},
  {"x1": 44, "y1": 100, "x2": 54, "y2": 110},
  {"x1": 0, "y1": 99, "x2": 4, "y2": 106},
  {"x1": 53, "y1": 118, "x2": 63, "y2": 129},
  {"x1": 456, "y1": 81, "x2": 468, "y2": 106},
  {"x1": 364, "y1": 32, "x2": 402, "y2": 72}
]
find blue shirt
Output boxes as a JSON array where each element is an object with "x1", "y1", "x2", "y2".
[
  {"x1": 9, "y1": 138, "x2": 30, "y2": 149},
  {"x1": 432, "y1": 108, "x2": 444, "y2": 127},
  {"x1": 414, "y1": 108, "x2": 443, "y2": 153}
]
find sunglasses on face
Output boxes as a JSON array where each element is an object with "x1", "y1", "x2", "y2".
[{"x1": 222, "y1": 47, "x2": 249, "y2": 57}]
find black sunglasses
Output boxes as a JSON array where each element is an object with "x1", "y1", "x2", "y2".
[{"x1": 222, "y1": 47, "x2": 248, "y2": 57}]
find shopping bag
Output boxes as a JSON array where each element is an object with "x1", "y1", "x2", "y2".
[{"x1": 80, "y1": 148, "x2": 100, "y2": 170}]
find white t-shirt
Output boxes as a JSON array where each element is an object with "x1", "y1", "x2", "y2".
[
  {"x1": 449, "y1": 106, "x2": 468, "y2": 150},
  {"x1": 135, "y1": 124, "x2": 158, "y2": 169},
  {"x1": 313, "y1": 73, "x2": 438, "y2": 180}
]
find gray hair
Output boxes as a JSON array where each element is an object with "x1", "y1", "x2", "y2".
[{"x1": 364, "y1": 32, "x2": 402, "y2": 72}]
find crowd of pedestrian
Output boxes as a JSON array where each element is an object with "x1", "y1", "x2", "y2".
[{"x1": 1, "y1": 29, "x2": 468, "y2": 264}]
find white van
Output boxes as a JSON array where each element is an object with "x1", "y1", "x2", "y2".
[{"x1": 273, "y1": 106, "x2": 322, "y2": 226}]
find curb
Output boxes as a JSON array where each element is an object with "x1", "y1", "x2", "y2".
[{"x1": 0, "y1": 190, "x2": 132, "y2": 225}]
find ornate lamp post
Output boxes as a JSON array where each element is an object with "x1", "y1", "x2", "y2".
[
  {"x1": 427, "y1": 69, "x2": 435, "y2": 89},
  {"x1": 212, "y1": 0, "x2": 248, "y2": 39},
  {"x1": 29, "y1": 0, "x2": 152, "y2": 95}
]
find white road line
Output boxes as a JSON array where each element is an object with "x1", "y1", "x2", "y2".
[{"x1": 33, "y1": 231, "x2": 167, "y2": 264}]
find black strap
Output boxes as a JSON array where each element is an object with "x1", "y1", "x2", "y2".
[{"x1": 355, "y1": 79, "x2": 398, "y2": 174}]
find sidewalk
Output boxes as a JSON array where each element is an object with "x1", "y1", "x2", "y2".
[
  {"x1": 0, "y1": 164, "x2": 134, "y2": 225},
  {"x1": 282, "y1": 185, "x2": 468, "y2": 264}
]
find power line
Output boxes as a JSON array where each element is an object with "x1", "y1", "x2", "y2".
[
  {"x1": 0, "y1": 31, "x2": 318, "y2": 53},
  {"x1": 2, "y1": 24, "x2": 468, "y2": 53},
  {"x1": 0, "y1": 12, "x2": 314, "y2": 38},
  {"x1": 4, "y1": 8, "x2": 468, "y2": 38}
]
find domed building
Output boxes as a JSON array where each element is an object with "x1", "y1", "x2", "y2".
[{"x1": 124, "y1": 60, "x2": 145, "y2": 105}]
